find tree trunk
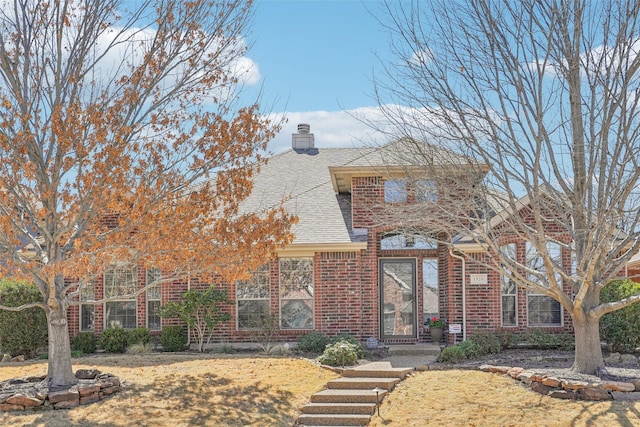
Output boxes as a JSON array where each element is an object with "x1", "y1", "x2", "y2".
[
  {"x1": 47, "y1": 306, "x2": 78, "y2": 390},
  {"x1": 571, "y1": 314, "x2": 604, "y2": 375}
]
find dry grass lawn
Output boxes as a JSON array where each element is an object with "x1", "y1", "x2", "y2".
[
  {"x1": 0, "y1": 353, "x2": 338, "y2": 427},
  {"x1": 4, "y1": 355, "x2": 640, "y2": 427},
  {"x1": 369, "y1": 370, "x2": 640, "y2": 427}
]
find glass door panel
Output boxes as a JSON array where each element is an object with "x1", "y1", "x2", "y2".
[{"x1": 379, "y1": 259, "x2": 417, "y2": 339}]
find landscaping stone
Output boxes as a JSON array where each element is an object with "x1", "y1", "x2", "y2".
[
  {"x1": 601, "y1": 380, "x2": 635, "y2": 392},
  {"x1": 612, "y1": 391, "x2": 640, "y2": 401},
  {"x1": 541, "y1": 377, "x2": 561, "y2": 387},
  {"x1": 10, "y1": 355, "x2": 24, "y2": 363},
  {"x1": 605, "y1": 353, "x2": 622, "y2": 364},
  {"x1": 530, "y1": 381, "x2": 553, "y2": 395},
  {"x1": 620, "y1": 354, "x2": 639, "y2": 366},
  {"x1": 1, "y1": 354, "x2": 10, "y2": 363},
  {"x1": 75, "y1": 369, "x2": 100, "y2": 380},
  {"x1": 0, "y1": 372, "x2": 122, "y2": 412},
  {"x1": 579, "y1": 387, "x2": 612, "y2": 401}
]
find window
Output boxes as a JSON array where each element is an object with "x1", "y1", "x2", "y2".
[
  {"x1": 279, "y1": 258, "x2": 313, "y2": 329},
  {"x1": 499, "y1": 244, "x2": 517, "y2": 327},
  {"x1": 237, "y1": 264, "x2": 270, "y2": 330},
  {"x1": 422, "y1": 259, "x2": 438, "y2": 325},
  {"x1": 381, "y1": 232, "x2": 437, "y2": 250},
  {"x1": 146, "y1": 268, "x2": 162, "y2": 331},
  {"x1": 104, "y1": 265, "x2": 138, "y2": 329},
  {"x1": 384, "y1": 180, "x2": 407, "y2": 203},
  {"x1": 79, "y1": 282, "x2": 95, "y2": 332},
  {"x1": 415, "y1": 180, "x2": 438, "y2": 202},
  {"x1": 525, "y1": 242, "x2": 563, "y2": 326}
]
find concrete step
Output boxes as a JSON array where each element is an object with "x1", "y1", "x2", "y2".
[
  {"x1": 342, "y1": 362, "x2": 413, "y2": 379},
  {"x1": 326, "y1": 377, "x2": 399, "y2": 391},
  {"x1": 297, "y1": 413, "x2": 371, "y2": 426},
  {"x1": 302, "y1": 402, "x2": 375, "y2": 415},
  {"x1": 387, "y1": 343, "x2": 441, "y2": 356},
  {"x1": 310, "y1": 389, "x2": 386, "y2": 404}
]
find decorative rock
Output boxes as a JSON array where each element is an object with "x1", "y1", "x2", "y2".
[
  {"x1": 561, "y1": 380, "x2": 593, "y2": 391},
  {"x1": 53, "y1": 400, "x2": 80, "y2": 409},
  {"x1": 488, "y1": 365, "x2": 511, "y2": 374},
  {"x1": 518, "y1": 371, "x2": 535, "y2": 385},
  {"x1": 10, "y1": 355, "x2": 24, "y2": 363},
  {"x1": 579, "y1": 387, "x2": 612, "y2": 401},
  {"x1": 0, "y1": 403, "x2": 24, "y2": 411},
  {"x1": 75, "y1": 369, "x2": 100, "y2": 380},
  {"x1": 620, "y1": 354, "x2": 639, "y2": 366},
  {"x1": 604, "y1": 353, "x2": 622, "y2": 364},
  {"x1": 6, "y1": 394, "x2": 43, "y2": 407},
  {"x1": 548, "y1": 390, "x2": 576, "y2": 400},
  {"x1": 478, "y1": 364, "x2": 492, "y2": 372},
  {"x1": 48, "y1": 389, "x2": 79, "y2": 404},
  {"x1": 78, "y1": 385, "x2": 101, "y2": 397},
  {"x1": 79, "y1": 395, "x2": 100, "y2": 405},
  {"x1": 612, "y1": 391, "x2": 640, "y2": 401},
  {"x1": 507, "y1": 367, "x2": 524, "y2": 379},
  {"x1": 0, "y1": 354, "x2": 10, "y2": 363},
  {"x1": 601, "y1": 380, "x2": 635, "y2": 392},
  {"x1": 530, "y1": 381, "x2": 553, "y2": 396},
  {"x1": 541, "y1": 377, "x2": 561, "y2": 387},
  {"x1": 630, "y1": 378, "x2": 640, "y2": 390}
]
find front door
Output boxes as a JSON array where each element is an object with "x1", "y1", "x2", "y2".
[{"x1": 379, "y1": 259, "x2": 417, "y2": 340}]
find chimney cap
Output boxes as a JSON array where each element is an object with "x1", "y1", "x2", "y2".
[
  {"x1": 297, "y1": 123, "x2": 311, "y2": 134},
  {"x1": 292, "y1": 123, "x2": 315, "y2": 151}
]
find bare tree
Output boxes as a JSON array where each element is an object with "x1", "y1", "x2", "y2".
[
  {"x1": 371, "y1": 0, "x2": 640, "y2": 374},
  {"x1": 0, "y1": 0, "x2": 294, "y2": 389}
]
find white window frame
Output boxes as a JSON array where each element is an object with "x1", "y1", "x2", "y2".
[
  {"x1": 499, "y1": 243, "x2": 517, "y2": 327},
  {"x1": 525, "y1": 242, "x2": 563, "y2": 327},
  {"x1": 279, "y1": 258, "x2": 314, "y2": 330},
  {"x1": 104, "y1": 265, "x2": 138, "y2": 329},
  {"x1": 146, "y1": 268, "x2": 162, "y2": 331},
  {"x1": 236, "y1": 264, "x2": 271, "y2": 330}
]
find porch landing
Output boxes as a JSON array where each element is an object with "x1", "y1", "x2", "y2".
[{"x1": 384, "y1": 343, "x2": 440, "y2": 368}]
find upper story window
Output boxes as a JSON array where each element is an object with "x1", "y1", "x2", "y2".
[
  {"x1": 381, "y1": 232, "x2": 437, "y2": 250},
  {"x1": 384, "y1": 180, "x2": 407, "y2": 203},
  {"x1": 415, "y1": 180, "x2": 438, "y2": 202}
]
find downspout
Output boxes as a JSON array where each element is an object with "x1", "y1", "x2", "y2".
[{"x1": 449, "y1": 248, "x2": 467, "y2": 341}]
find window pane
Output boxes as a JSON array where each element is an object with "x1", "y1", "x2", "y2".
[
  {"x1": 237, "y1": 300, "x2": 270, "y2": 329},
  {"x1": 528, "y1": 295, "x2": 561, "y2": 326},
  {"x1": 422, "y1": 259, "x2": 438, "y2": 324},
  {"x1": 80, "y1": 282, "x2": 95, "y2": 301},
  {"x1": 147, "y1": 300, "x2": 161, "y2": 331},
  {"x1": 416, "y1": 180, "x2": 438, "y2": 202},
  {"x1": 501, "y1": 295, "x2": 516, "y2": 326},
  {"x1": 105, "y1": 301, "x2": 137, "y2": 329},
  {"x1": 105, "y1": 266, "x2": 137, "y2": 298},
  {"x1": 384, "y1": 180, "x2": 407, "y2": 203},
  {"x1": 80, "y1": 304, "x2": 94, "y2": 331},
  {"x1": 280, "y1": 259, "x2": 313, "y2": 299},
  {"x1": 146, "y1": 268, "x2": 161, "y2": 300},
  {"x1": 238, "y1": 264, "x2": 270, "y2": 299},
  {"x1": 280, "y1": 299, "x2": 313, "y2": 329}
]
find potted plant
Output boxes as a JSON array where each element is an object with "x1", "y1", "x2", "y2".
[{"x1": 428, "y1": 316, "x2": 445, "y2": 343}]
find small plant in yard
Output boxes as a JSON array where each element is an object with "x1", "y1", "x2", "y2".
[
  {"x1": 468, "y1": 331, "x2": 502, "y2": 354},
  {"x1": 437, "y1": 344, "x2": 466, "y2": 363},
  {"x1": 99, "y1": 326, "x2": 130, "y2": 353},
  {"x1": 329, "y1": 333, "x2": 365, "y2": 358},
  {"x1": 600, "y1": 279, "x2": 640, "y2": 353},
  {"x1": 71, "y1": 332, "x2": 96, "y2": 354},
  {"x1": 524, "y1": 329, "x2": 575, "y2": 351},
  {"x1": 128, "y1": 327, "x2": 152, "y2": 346},
  {"x1": 159, "y1": 286, "x2": 232, "y2": 352},
  {"x1": 428, "y1": 317, "x2": 445, "y2": 329},
  {"x1": 126, "y1": 342, "x2": 153, "y2": 354},
  {"x1": 318, "y1": 340, "x2": 360, "y2": 366},
  {"x1": 297, "y1": 331, "x2": 330, "y2": 354},
  {"x1": 247, "y1": 313, "x2": 280, "y2": 354},
  {"x1": 494, "y1": 329, "x2": 520, "y2": 349},
  {"x1": 161, "y1": 326, "x2": 187, "y2": 352}
]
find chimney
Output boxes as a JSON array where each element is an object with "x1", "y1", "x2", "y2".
[{"x1": 292, "y1": 123, "x2": 315, "y2": 150}]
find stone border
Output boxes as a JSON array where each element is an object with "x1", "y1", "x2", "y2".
[
  {"x1": 479, "y1": 365, "x2": 640, "y2": 401},
  {"x1": 0, "y1": 369, "x2": 122, "y2": 411}
]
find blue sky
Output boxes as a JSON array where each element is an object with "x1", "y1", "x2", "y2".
[{"x1": 243, "y1": 0, "x2": 395, "y2": 152}]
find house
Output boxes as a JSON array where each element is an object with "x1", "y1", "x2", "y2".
[{"x1": 67, "y1": 124, "x2": 577, "y2": 345}]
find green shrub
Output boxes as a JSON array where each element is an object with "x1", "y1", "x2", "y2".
[
  {"x1": 523, "y1": 329, "x2": 575, "y2": 350},
  {"x1": 318, "y1": 340, "x2": 361, "y2": 366},
  {"x1": 128, "y1": 327, "x2": 152, "y2": 345},
  {"x1": 98, "y1": 326, "x2": 130, "y2": 353},
  {"x1": 469, "y1": 331, "x2": 502, "y2": 354},
  {"x1": 71, "y1": 332, "x2": 96, "y2": 354},
  {"x1": 297, "y1": 331, "x2": 330, "y2": 354},
  {"x1": 329, "y1": 333, "x2": 365, "y2": 358},
  {"x1": 437, "y1": 345, "x2": 466, "y2": 363},
  {"x1": 459, "y1": 339, "x2": 482, "y2": 359},
  {"x1": 494, "y1": 329, "x2": 520, "y2": 349},
  {"x1": 600, "y1": 279, "x2": 640, "y2": 353},
  {"x1": 161, "y1": 326, "x2": 187, "y2": 352},
  {"x1": 0, "y1": 279, "x2": 48, "y2": 358},
  {"x1": 126, "y1": 342, "x2": 153, "y2": 354}
]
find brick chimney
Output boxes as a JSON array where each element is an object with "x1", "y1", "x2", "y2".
[{"x1": 292, "y1": 123, "x2": 315, "y2": 150}]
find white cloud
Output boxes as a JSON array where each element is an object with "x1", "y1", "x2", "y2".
[{"x1": 267, "y1": 106, "x2": 395, "y2": 153}]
